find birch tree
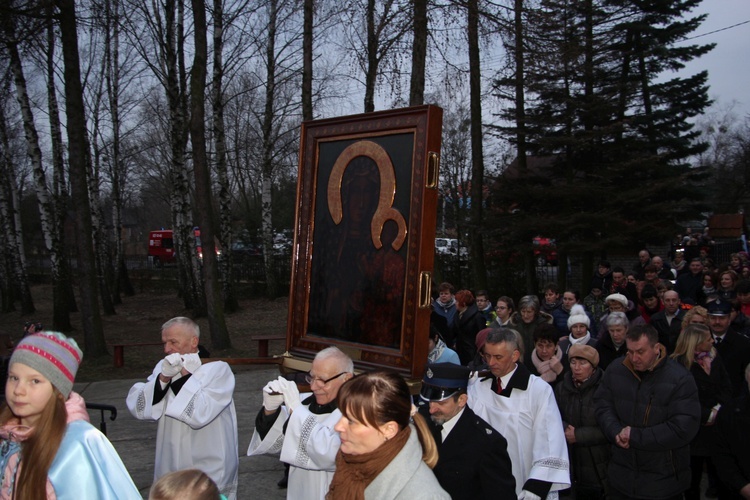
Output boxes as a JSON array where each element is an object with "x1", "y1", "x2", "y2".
[
  {"x1": 1, "y1": 4, "x2": 74, "y2": 330},
  {"x1": 56, "y1": 0, "x2": 107, "y2": 354}
]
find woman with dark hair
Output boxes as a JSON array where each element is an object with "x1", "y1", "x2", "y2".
[
  {"x1": 702, "y1": 271, "x2": 718, "y2": 304},
  {"x1": 525, "y1": 324, "x2": 564, "y2": 385},
  {"x1": 427, "y1": 325, "x2": 460, "y2": 365},
  {"x1": 717, "y1": 270, "x2": 738, "y2": 302},
  {"x1": 492, "y1": 296, "x2": 515, "y2": 328},
  {"x1": 327, "y1": 371, "x2": 449, "y2": 499},
  {"x1": 449, "y1": 290, "x2": 487, "y2": 365},
  {"x1": 671, "y1": 324, "x2": 733, "y2": 500}
]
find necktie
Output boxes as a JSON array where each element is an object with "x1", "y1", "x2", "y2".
[
  {"x1": 714, "y1": 336, "x2": 723, "y2": 346},
  {"x1": 495, "y1": 379, "x2": 503, "y2": 394}
]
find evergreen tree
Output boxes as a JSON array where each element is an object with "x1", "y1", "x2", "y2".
[{"x1": 490, "y1": 0, "x2": 713, "y2": 260}]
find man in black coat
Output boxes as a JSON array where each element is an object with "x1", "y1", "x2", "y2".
[
  {"x1": 709, "y1": 299, "x2": 750, "y2": 397},
  {"x1": 650, "y1": 290, "x2": 686, "y2": 354},
  {"x1": 418, "y1": 363, "x2": 516, "y2": 500},
  {"x1": 713, "y1": 364, "x2": 750, "y2": 499}
]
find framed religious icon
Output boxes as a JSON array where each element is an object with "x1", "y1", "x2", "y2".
[{"x1": 286, "y1": 105, "x2": 443, "y2": 379}]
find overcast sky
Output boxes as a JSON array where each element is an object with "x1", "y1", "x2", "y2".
[{"x1": 677, "y1": 0, "x2": 750, "y2": 117}]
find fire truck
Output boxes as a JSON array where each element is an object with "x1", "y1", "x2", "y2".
[{"x1": 148, "y1": 228, "x2": 212, "y2": 266}]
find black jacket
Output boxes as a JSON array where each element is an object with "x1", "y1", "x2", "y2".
[
  {"x1": 714, "y1": 329, "x2": 750, "y2": 397},
  {"x1": 650, "y1": 309, "x2": 686, "y2": 354},
  {"x1": 713, "y1": 394, "x2": 750, "y2": 499},
  {"x1": 422, "y1": 405, "x2": 517, "y2": 500},
  {"x1": 554, "y1": 368, "x2": 610, "y2": 495},
  {"x1": 594, "y1": 348, "x2": 700, "y2": 499},
  {"x1": 674, "y1": 355, "x2": 732, "y2": 456},
  {"x1": 449, "y1": 304, "x2": 489, "y2": 365},
  {"x1": 594, "y1": 332, "x2": 627, "y2": 371}
]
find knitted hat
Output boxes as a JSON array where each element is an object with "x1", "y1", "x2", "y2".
[
  {"x1": 567, "y1": 304, "x2": 590, "y2": 329},
  {"x1": 10, "y1": 332, "x2": 83, "y2": 398},
  {"x1": 568, "y1": 344, "x2": 599, "y2": 368},
  {"x1": 605, "y1": 293, "x2": 628, "y2": 308}
]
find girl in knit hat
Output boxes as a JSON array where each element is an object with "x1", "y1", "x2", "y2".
[{"x1": 0, "y1": 331, "x2": 140, "y2": 499}]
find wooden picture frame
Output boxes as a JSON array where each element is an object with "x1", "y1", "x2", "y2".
[{"x1": 286, "y1": 105, "x2": 443, "y2": 379}]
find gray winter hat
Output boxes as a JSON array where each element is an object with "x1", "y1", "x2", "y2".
[{"x1": 9, "y1": 332, "x2": 83, "y2": 398}]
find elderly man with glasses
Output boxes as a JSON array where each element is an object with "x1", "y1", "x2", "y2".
[{"x1": 247, "y1": 346, "x2": 354, "y2": 499}]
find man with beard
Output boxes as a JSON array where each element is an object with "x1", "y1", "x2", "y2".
[{"x1": 419, "y1": 362, "x2": 516, "y2": 500}]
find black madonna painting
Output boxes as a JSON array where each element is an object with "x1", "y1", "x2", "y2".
[{"x1": 287, "y1": 105, "x2": 443, "y2": 378}]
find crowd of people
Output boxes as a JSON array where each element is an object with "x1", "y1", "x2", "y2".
[
  {"x1": 423, "y1": 248, "x2": 750, "y2": 500},
  {"x1": 4, "y1": 246, "x2": 750, "y2": 500}
]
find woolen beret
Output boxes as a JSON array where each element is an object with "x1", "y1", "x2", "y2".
[{"x1": 568, "y1": 344, "x2": 599, "y2": 368}]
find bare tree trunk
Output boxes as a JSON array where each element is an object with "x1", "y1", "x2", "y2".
[
  {"x1": 261, "y1": 0, "x2": 280, "y2": 298},
  {"x1": 162, "y1": 0, "x2": 203, "y2": 311},
  {"x1": 409, "y1": 0, "x2": 427, "y2": 106},
  {"x1": 88, "y1": 66, "x2": 116, "y2": 316},
  {"x1": 301, "y1": 0, "x2": 313, "y2": 120},
  {"x1": 467, "y1": 0, "x2": 486, "y2": 290},
  {"x1": 45, "y1": 2, "x2": 78, "y2": 315},
  {"x1": 56, "y1": 0, "x2": 107, "y2": 355},
  {"x1": 0, "y1": 105, "x2": 33, "y2": 314},
  {"x1": 3, "y1": 10, "x2": 72, "y2": 330},
  {"x1": 190, "y1": 0, "x2": 231, "y2": 348},
  {"x1": 364, "y1": 0, "x2": 377, "y2": 112},
  {"x1": 105, "y1": 0, "x2": 133, "y2": 300},
  {"x1": 212, "y1": 0, "x2": 238, "y2": 312}
]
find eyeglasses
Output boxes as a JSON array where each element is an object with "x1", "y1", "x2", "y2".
[
  {"x1": 304, "y1": 371, "x2": 346, "y2": 385},
  {"x1": 495, "y1": 306, "x2": 508, "y2": 311}
]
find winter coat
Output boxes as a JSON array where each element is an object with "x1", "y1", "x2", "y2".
[
  {"x1": 714, "y1": 329, "x2": 750, "y2": 397},
  {"x1": 364, "y1": 425, "x2": 450, "y2": 500},
  {"x1": 671, "y1": 354, "x2": 733, "y2": 456},
  {"x1": 675, "y1": 272, "x2": 705, "y2": 305},
  {"x1": 650, "y1": 309, "x2": 686, "y2": 354},
  {"x1": 595, "y1": 333, "x2": 627, "y2": 371},
  {"x1": 449, "y1": 304, "x2": 488, "y2": 365},
  {"x1": 594, "y1": 347, "x2": 700, "y2": 499},
  {"x1": 712, "y1": 394, "x2": 750, "y2": 500},
  {"x1": 509, "y1": 311, "x2": 554, "y2": 364},
  {"x1": 554, "y1": 368, "x2": 609, "y2": 496}
]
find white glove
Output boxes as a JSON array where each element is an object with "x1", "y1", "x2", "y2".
[
  {"x1": 161, "y1": 353, "x2": 183, "y2": 378},
  {"x1": 275, "y1": 376, "x2": 301, "y2": 412},
  {"x1": 519, "y1": 490, "x2": 542, "y2": 500},
  {"x1": 262, "y1": 381, "x2": 285, "y2": 412},
  {"x1": 181, "y1": 353, "x2": 202, "y2": 374}
]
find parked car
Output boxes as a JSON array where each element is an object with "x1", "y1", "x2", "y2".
[{"x1": 435, "y1": 238, "x2": 468, "y2": 259}]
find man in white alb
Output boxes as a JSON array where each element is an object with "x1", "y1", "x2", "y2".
[
  {"x1": 468, "y1": 328, "x2": 570, "y2": 499},
  {"x1": 247, "y1": 346, "x2": 354, "y2": 500},
  {"x1": 126, "y1": 317, "x2": 238, "y2": 499}
]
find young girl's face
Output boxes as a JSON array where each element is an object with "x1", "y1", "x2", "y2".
[{"x1": 6, "y1": 363, "x2": 55, "y2": 427}]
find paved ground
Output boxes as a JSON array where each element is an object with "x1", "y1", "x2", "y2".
[{"x1": 73, "y1": 365, "x2": 288, "y2": 499}]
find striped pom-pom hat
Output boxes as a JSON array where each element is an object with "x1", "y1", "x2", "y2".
[{"x1": 10, "y1": 332, "x2": 83, "y2": 398}]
